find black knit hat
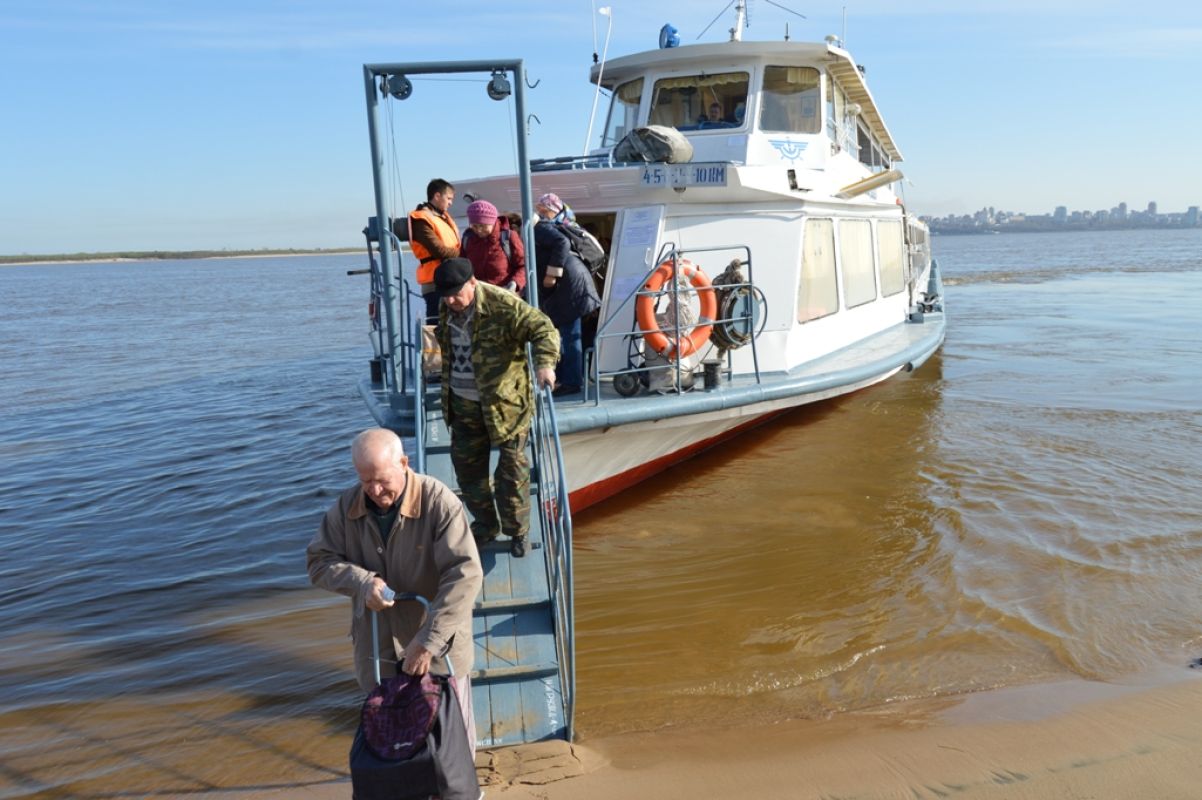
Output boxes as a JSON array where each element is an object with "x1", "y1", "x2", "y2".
[{"x1": 434, "y1": 257, "x2": 473, "y2": 296}]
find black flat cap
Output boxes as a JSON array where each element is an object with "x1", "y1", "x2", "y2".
[{"x1": 434, "y1": 257, "x2": 473, "y2": 296}]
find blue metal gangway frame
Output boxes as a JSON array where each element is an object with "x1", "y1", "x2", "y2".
[{"x1": 359, "y1": 57, "x2": 575, "y2": 743}]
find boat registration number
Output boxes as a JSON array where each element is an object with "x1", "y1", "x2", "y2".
[{"x1": 640, "y1": 163, "x2": 728, "y2": 188}]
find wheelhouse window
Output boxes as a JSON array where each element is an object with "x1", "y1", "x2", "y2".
[
  {"x1": 648, "y1": 71, "x2": 749, "y2": 131},
  {"x1": 759, "y1": 66, "x2": 821, "y2": 133},
  {"x1": 600, "y1": 78, "x2": 643, "y2": 147},
  {"x1": 826, "y1": 75, "x2": 857, "y2": 155},
  {"x1": 878, "y1": 219, "x2": 906, "y2": 296},
  {"x1": 858, "y1": 123, "x2": 891, "y2": 172},
  {"x1": 840, "y1": 219, "x2": 877, "y2": 307},
  {"x1": 799, "y1": 219, "x2": 839, "y2": 322}
]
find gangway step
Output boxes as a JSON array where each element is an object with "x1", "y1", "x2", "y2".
[
  {"x1": 476, "y1": 596, "x2": 550, "y2": 612},
  {"x1": 472, "y1": 662, "x2": 559, "y2": 681},
  {"x1": 452, "y1": 483, "x2": 544, "y2": 502}
]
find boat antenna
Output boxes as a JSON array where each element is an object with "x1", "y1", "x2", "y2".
[
  {"x1": 702, "y1": 0, "x2": 804, "y2": 41},
  {"x1": 696, "y1": 0, "x2": 735, "y2": 41},
  {"x1": 761, "y1": 0, "x2": 807, "y2": 23},
  {"x1": 730, "y1": 0, "x2": 747, "y2": 41},
  {"x1": 590, "y1": 0, "x2": 599, "y2": 63},
  {"x1": 583, "y1": 6, "x2": 613, "y2": 154},
  {"x1": 842, "y1": 5, "x2": 847, "y2": 48}
]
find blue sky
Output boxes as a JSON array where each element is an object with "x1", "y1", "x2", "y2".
[{"x1": 2, "y1": 0, "x2": 1199, "y2": 253}]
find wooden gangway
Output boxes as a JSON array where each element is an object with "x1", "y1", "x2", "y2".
[{"x1": 415, "y1": 386, "x2": 575, "y2": 747}]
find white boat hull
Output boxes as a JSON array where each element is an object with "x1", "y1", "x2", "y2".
[{"x1": 562, "y1": 365, "x2": 903, "y2": 511}]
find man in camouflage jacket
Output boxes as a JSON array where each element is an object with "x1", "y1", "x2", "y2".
[{"x1": 434, "y1": 258, "x2": 559, "y2": 557}]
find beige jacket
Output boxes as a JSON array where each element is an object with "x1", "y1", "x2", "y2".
[{"x1": 306, "y1": 469, "x2": 482, "y2": 691}]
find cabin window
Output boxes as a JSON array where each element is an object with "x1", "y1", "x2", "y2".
[
  {"x1": 649, "y1": 71, "x2": 749, "y2": 131},
  {"x1": 798, "y1": 219, "x2": 839, "y2": 322},
  {"x1": 826, "y1": 75, "x2": 838, "y2": 141},
  {"x1": 840, "y1": 219, "x2": 877, "y2": 308},
  {"x1": 907, "y1": 222, "x2": 930, "y2": 276},
  {"x1": 825, "y1": 76, "x2": 857, "y2": 154},
  {"x1": 857, "y1": 125, "x2": 876, "y2": 168},
  {"x1": 878, "y1": 219, "x2": 906, "y2": 296},
  {"x1": 858, "y1": 123, "x2": 891, "y2": 172},
  {"x1": 759, "y1": 66, "x2": 821, "y2": 133},
  {"x1": 601, "y1": 78, "x2": 644, "y2": 147}
]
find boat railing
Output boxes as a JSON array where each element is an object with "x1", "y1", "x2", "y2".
[
  {"x1": 408, "y1": 307, "x2": 427, "y2": 473},
  {"x1": 586, "y1": 243, "x2": 764, "y2": 400},
  {"x1": 396, "y1": 277, "x2": 428, "y2": 400},
  {"x1": 530, "y1": 153, "x2": 611, "y2": 172},
  {"x1": 528, "y1": 368, "x2": 576, "y2": 740},
  {"x1": 530, "y1": 152, "x2": 648, "y2": 172},
  {"x1": 362, "y1": 220, "x2": 426, "y2": 402},
  {"x1": 386, "y1": 222, "x2": 427, "y2": 401},
  {"x1": 530, "y1": 153, "x2": 740, "y2": 173}
]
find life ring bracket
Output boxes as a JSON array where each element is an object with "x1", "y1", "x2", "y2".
[{"x1": 634, "y1": 258, "x2": 718, "y2": 360}]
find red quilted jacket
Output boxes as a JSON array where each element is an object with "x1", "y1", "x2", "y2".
[{"x1": 460, "y1": 216, "x2": 526, "y2": 292}]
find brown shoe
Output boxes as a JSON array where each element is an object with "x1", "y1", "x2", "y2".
[{"x1": 510, "y1": 537, "x2": 527, "y2": 558}]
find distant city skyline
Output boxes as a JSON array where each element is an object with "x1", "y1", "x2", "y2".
[{"x1": 927, "y1": 200, "x2": 1201, "y2": 234}]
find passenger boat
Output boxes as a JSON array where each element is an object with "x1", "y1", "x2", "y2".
[
  {"x1": 352, "y1": 4, "x2": 946, "y2": 746},
  {"x1": 357, "y1": 4, "x2": 945, "y2": 514}
]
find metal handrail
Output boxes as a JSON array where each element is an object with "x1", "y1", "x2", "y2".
[
  {"x1": 362, "y1": 225, "x2": 423, "y2": 398},
  {"x1": 410, "y1": 308, "x2": 427, "y2": 473},
  {"x1": 370, "y1": 593, "x2": 432, "y2": 685},
  {"x1": 530, "y1": 153, "x2": 613, "y2": 171},
  {"x1": 529, "y1": 378, "x2": 576, "y2": 740}
]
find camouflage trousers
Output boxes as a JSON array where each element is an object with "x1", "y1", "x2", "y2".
[{"x1": 448, "y1": 392, "x2": 530, "y2": 542}]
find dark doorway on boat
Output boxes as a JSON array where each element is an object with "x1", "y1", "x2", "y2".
[{"x1": 574, "y1": 211, "x2": 617, "y2": 372}]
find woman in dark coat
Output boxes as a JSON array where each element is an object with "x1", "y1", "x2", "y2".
[
  {"x1": 533, "y1": 193, "x2": 601, "y2": 396},
  {"x1": 460, "y1": 199, "x2": 526, "y2": 294}
]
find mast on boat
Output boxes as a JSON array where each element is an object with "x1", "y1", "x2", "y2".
[{"x1": 729, "y1": 0, "x2": 747, "y2": 41}]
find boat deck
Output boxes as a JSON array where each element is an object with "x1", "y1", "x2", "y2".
[{"x1": 551, "y1": 308, "x2": 947, "y2": 433}]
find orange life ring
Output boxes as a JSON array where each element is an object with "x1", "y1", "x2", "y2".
[{"x1": 635, "y1": 258, "x2": 717, "y2": 359}]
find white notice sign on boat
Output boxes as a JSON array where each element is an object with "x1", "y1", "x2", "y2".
[{"x1": 640, "y1": 163, "x2": 728, "y2": 189}]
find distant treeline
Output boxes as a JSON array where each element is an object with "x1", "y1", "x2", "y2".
[{"x1": 0, "y1": 248, "x2": 359, "y2": 265}]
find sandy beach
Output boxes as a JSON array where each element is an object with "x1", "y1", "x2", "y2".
[{"x1": 203, "y1": 671, "x2": 1202, "y2": 800}]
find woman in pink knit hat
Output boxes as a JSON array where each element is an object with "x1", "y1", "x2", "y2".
[
  {"x1": 536, "y1": 193, "x2": 576, "y2": 223},
  {"x1": 533, "y1": 194, "x2": 601, "y2": 397},
  {"x1": 460, "y1": 199, "x2": 526, "y2": 295}
]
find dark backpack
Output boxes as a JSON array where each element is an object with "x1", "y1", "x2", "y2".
[{"x1": 557, "y1": 221, "x2": 607, "y2": 274}]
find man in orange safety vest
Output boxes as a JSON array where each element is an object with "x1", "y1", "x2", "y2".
[{"x1": 408, "y1": 178, "x2": 460, "y2": 321}]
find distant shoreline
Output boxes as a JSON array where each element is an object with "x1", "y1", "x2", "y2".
[
  {"x1": 0, "y1": 248, "x2": 360, "y2": 266},
  {"x1": 930, "y1": 224, "x2": 1202, "y2": 236}
]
